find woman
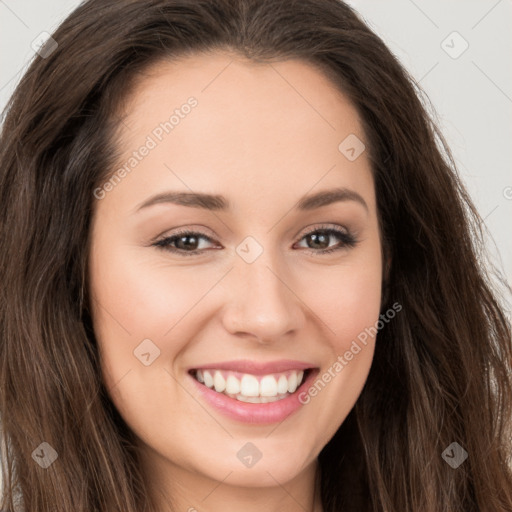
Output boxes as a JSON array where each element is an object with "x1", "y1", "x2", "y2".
[{"x1": 1, "y1": 0, "x2": 511, "y2": 510}]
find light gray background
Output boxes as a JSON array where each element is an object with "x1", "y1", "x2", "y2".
[{"x1": 1, "y1": 0, "x2": 511, "y2": 288}]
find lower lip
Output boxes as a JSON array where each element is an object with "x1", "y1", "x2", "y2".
[{"x1": 189, "y1": 369, "x2": 319, "y2": 424}]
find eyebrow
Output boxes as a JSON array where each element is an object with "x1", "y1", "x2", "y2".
[{"x1": 134, "y1": 186, "x2": 368, "y2": 213}]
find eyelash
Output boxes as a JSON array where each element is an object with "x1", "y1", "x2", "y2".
[{"x1": 152, "y1": 224, "x2": 358, "y2": 257}]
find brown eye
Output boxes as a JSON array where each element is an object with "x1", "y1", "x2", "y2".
[
  {"x1": 153, "y1": 230, "x2": 218, "y2": 255},
  {"x1": 305, "y1": 230, "x2": 331, "y2": 250},
  {"x1": 294, "y1": 227, "x2": 358, "y2": 254}
]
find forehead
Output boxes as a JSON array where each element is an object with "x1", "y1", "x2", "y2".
[
  {"x1": 100, "y1": 51, "x2": 374, "y2": 217},
  {"x1": 120, "y1": 51, "x2": 364, "y2": 140}
]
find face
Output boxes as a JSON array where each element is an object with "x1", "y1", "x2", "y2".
[{"x1": 88, "y1": 51, "x2": 382, "y2": 497}]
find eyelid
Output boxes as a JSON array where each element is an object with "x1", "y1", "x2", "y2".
[
  {"x1": 152, "y1": 227, "x2": 219, "y2": 250},
  {"x1": 299, "y1": 223, "x2": 350, "y2": 238},
  {"x1": 151, "y1": 224, "x2": 216, "y2": 243}
]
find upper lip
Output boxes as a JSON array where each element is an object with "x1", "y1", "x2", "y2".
[{"x1": 190, "y1": 359, "x2": 317, "y2": 375}]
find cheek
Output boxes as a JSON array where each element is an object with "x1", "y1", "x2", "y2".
[
  {"x1": 305, "y1": 246, "x2": 383, "y2": 352},
  {"x1": 87, "y1": 241, "x2": 210, "y2": 432},
  {"x1": 87, "y1": 241, "x2": 182, "y2": 396},
  {"x1": 89, "y1": 242, "x2": 216, "y2": 346},
  {"x1": 294, "y1": 241, "x2": 382, "y2": 437}
]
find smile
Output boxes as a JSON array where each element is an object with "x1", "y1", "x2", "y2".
[{"x1": 191, "y1": 368, "x2": 309, "y2": 403}]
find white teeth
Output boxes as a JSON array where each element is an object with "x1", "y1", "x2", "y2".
[
  {"x1": 288, "y1": 372, "x2": 298, "y2": 393},
  {"x1": 240, "y1": 374, "x2": 260, "y2": 397},
  {"x1": 213, "y1": 371, "x2": 226, "y2": 393},
  {"x1": 236, "y1": 395, "x2": 261, "y2": 403},
  {"x1": 277, "y1": 375, "x2": 289, "y2": 394},
  {"x1": 203, "y1": 370, "x2": 214, "y2": 388},
  {"x1": 194, "y1": 369, "x2": 308, "y2": 402},
  {"x1": 225, "y1": 375, "x2": 241, "y2": 394},
  {"x1": 235, "y1": 394, "x2": 286, "y2": 403},
  {"x1": 260, "y1": 375, "x2": 278, "y2": 397}
]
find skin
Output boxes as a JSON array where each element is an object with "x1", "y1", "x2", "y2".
[{"x1": 88, "y1": 51, "x2": 383, "y2": 512}]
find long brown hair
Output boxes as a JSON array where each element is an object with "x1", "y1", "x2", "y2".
[{"x1": 1, "y1": 1, "x2": 511, "y2": 510}]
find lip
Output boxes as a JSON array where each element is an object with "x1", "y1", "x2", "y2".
[
  {"x1": 188, "y1": 366, "x2": 320, "y2": 424},
  {"x1": 189, "y1": 359, "x2": 315, "y2": 375}
]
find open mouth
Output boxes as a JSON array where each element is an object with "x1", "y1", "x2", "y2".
[{"x1": 189, "y1": 368, "x2": 313, "y2": 404}]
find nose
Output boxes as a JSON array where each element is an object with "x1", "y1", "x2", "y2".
[{"x1": 221, "y1": 248, "x2": 305, "y2": 344}]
